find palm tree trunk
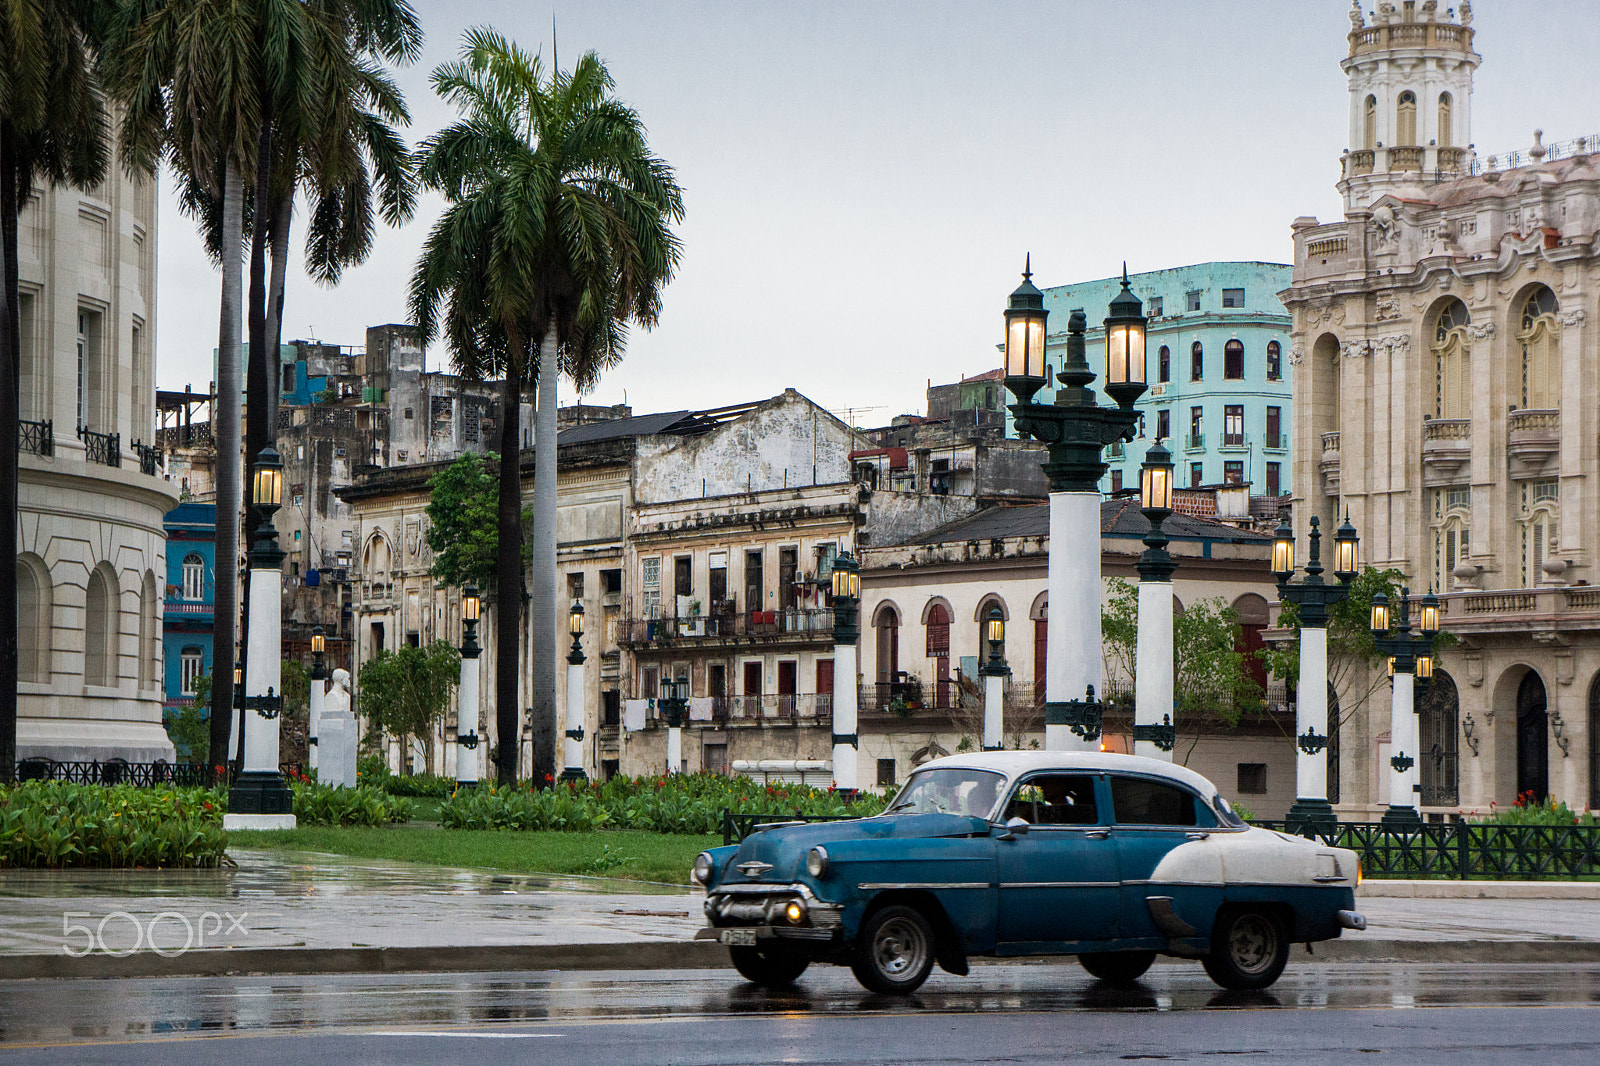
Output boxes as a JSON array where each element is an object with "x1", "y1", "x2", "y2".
[
  {"x1": 0, "y1": 129, "x2": 20, "y2": 779},
  {"x1": 245, "y1": 113, "x2": 274, "y2": 531},
  {"x1": 265, "y1": 192, "x2": 291, "y2": 357},
  {"x1": 209, "y1": 160, "x2": 246, "y2": 770},
  {"x1": 529, "y1": 330, "x2": 559, "y2": 784},
  {"x1": 494, "y1": 362, "x2": 524, "y2": 785}
]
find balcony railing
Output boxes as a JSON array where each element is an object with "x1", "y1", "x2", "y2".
[
  {"x1": 1321, "y1": 431, "x2": 1341, "y2": 453},
  {"x1": 859, "y1": 679, "x2": 962, "y2": 712},
  {"x1": 619, "y1": 608, "x2": 835, "y2": 646},
  {"x1": 1390, "y1": 146, "x2": 1424, "y2": 172},
  {"x1": 163, "y1": 601, "x2": 214, "y2": 616},
  {"x1": 18, "y1": 418, "x2": 52, "y2": 457},
  {"x1": 1106, "y1": 441, "x2": 1125, "y2": 459},
  {"x1": 1424, "y1": 418, "x2": 1471, "y2": 440},
  {"x1": 1185, "y1": 432, "x2": 1205, "y2": 452},
  {"x1": 1263, "y1": 432, "x2": 1285, "y2": 451},
  {"x1": 131, "y1": 439, "x2": 161, "y2": 476},
  {"x1": 1220, "y1": 432, "x2": 1247, "y2": 450},
  {"x1": 77, "y1": 425, "x2": 120, "y2": 467}
]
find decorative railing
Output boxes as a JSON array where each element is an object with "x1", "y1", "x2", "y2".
[
  {"x1": 1106, "y1": 441, "x2": 1125, "y2": 459},
  {"x1": 1220, "y1": 432, "x2": 1247, "y2": 449},
  {"x1": 859, "y1": 679, "x2": 962, "y2": 712},
  {"x1": 1435, "y1": 147, "x2": 1468, "y2": 173},
  {"x1": 1468, "y1": 134, "x2": 1600, "y2": 175},
  {"x1": 1321, "y1": 431, "x2": 1341, "y2": 453},
  {"x1": 1261, "y1": 820, "x2": 1600, "y2": 881},
  {"x1": 1424, "y1": 418, "x2": 1471, "y2": 440},
  {"x1": 77, "y1": 425, "x2": 120, "y2": 467},
  {"x1": 1345, "y1": 151, "x2": 1375, "y2": 177},
  {"x1": 1184, "y1": 432, "x2": 1205, "y2": 452},
  {"x1": 1307, "y1": 235, "x2": 1349, "y2": 257},
  {"x1": 163, "y1": 601, "x2": 214, "y2": 615},
  {"x1": 1349, "y1": 21, "x2": 1471, "y2": 56},
  {"x1": 619, "y1": 609, "x2": 835, "y2": 645},
  {"x1": 1461, "y1": 592, "x2": 1536, "y2": 614},
  {"x1": 1263, "y1": 433, "x2": 1285, "y2": 451},
  {"x1": 1508, "y1": 408, "x2": 1559, "y2": 434},
  {"x1": 1390, "y1": 146, "x2": 1424, "y2": 172},
  {"x1": 131, "y1": 439, "x2": 160, "y2": 476},
  {"x1": 18, "y1": 418, "x2": 52, "y2": 457},
  {"x1": 10, "y1": 759, "x2": 216, "y2": 788}
]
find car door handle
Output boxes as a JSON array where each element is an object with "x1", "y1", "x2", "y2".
[
  {"x1": 1186, "y1": 831, "x2": 1210, "y2": 841},
  {"x1": 1085, "y1": 829, "x2": 1110, "y2": 840}
]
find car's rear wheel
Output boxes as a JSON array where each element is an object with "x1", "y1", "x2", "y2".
[
  {"x1": 1202, "y1": 907, "x2": 1289, "y2": 991},
  {"x1": 729, "y1": 944, "x2": 809, "y2": 987},
  {"x1": 851, "y1": 905, "x2": 936, "y2": 995},
  {"x1": 1078, "y1": 950, "x2": 1156, "y2": 984}
]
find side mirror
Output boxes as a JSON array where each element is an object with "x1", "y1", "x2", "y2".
[{"x1": 998, "y1": 816, "x2": 1031, "y2": 840}]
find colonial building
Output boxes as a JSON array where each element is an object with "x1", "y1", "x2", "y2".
[
  {"x1": 161, "y1": 503, "x2": 216, "y2": 725},
  {"x1": 16, "y1": 139, "x2": 178, "y2": 763},
  {"x1": 1285, "y1": 0, "x2": 1600, "y2": 812}
]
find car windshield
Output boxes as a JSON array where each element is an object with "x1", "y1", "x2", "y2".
[{"x1": 884, "y1": 768, "x2": 1006, "y2": 820}]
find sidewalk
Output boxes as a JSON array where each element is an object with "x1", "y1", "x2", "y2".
[{"x1": 2, "y1": 848, "x2": 1598, "y2": 980}]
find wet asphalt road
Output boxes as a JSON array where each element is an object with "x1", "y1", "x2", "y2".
[{"x1": 2, "y1": 962, "x2": 1599, "y2": 1064}]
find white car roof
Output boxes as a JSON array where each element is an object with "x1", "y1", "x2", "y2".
[{"x1": 915, "y1": 750, "x2": 1223, "y2": 797}]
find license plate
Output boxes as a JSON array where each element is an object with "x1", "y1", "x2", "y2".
[{"x1": 719, "y1": 929, "x2": 758, "y2": 946}]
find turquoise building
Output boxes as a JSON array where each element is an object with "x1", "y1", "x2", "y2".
[
  {"x1": 162, "y1": 503, "x2": 216, "y2": 733},
  {"x1": 1021, "y1": 262, "x2": 1293, "y2": 498}
]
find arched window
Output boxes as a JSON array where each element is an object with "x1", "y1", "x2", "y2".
[
  {"x1": 1364, "y1": 94, "x2": 1377, "y2": 149},
  {"x1": 1419, "y1": 670, "x2": 1459, "y2": 807},
  {"x1": 182, "y1": 553, "x2": 205, "y2": 601},
  {"x1": 924, "y1": 603, "x2": 950, "y2": 708},
  {"x1": 1030, "y1": 594, "x2": 1048, "y2": 706},
  {"x1": 180, "y1": 645, "x2": 205, "y2": 696},
  {"x1": 1437, "y1": 92, "x2": 1453, "y2": 148},
  {"x1": 1396, "y1": 91, "x2": 1417, "y2": 146},
  {"x1": 1224, "y1": 339, "x2": 1244, "y2": 380},
  {"x1": 1434, "y1": 513, "x2": 1471, "y2": 592},
  {"x1": 1432, "y1": 298, "x2": 1471, "y2": 419},
  {"x1": 874, "y1": 604, "x2": 900, "y2": 685},
  {"x1": 16, "y1": 555, "x2": 51, "y2": 683},
  {"x1": 84, "y1": 563, "x2": 118, "y2": 687},
  {"x1": 1190, "y1": 341, "x2": 1203, "y2": 382},
  {"x1": 1266, "y1": 340, "x2": 1282, "y2": 381},
  {"x1": 1231, "y1": 594, "x2": 1270, "y2": 692},
  {"x1": 1519, "y1": 286, "x2": 1560, "y2": 409},
  {"x1": 1523, "y1": 507, "x2": 1557, "y2": 588},
  {"x1": 139, "y1": 571, "x2": 158, "y2": 690},
  {"x1": 1158, "y1": 345, "x2": 1170, "y2": 383}
]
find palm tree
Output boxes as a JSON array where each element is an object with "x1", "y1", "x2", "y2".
[
  {"x1": 411, "y1": 29, "x2": 683, "y2": 784},
  {"x1": 0, "y1": 0, "x2": 110, "y2": 775}
]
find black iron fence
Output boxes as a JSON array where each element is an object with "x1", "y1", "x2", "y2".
[
  {"x1": 131, "y1": 439, "x2": 161, "y2": 476},
  {"x1": 6, "y1": 760, "x2": 311, "y2": 789},
  {"x1": 77, "y1": 425, "x2": 120, "y2": 467},
  {"x1": 1259, "y1": 820, "x2": 1600, "y2": 880},
  {"x1": 18, "y1": 418, "x2": 52, "y2": 457}
]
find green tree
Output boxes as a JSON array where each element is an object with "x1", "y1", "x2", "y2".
[
  {"x1": 0, "y1": 0, "x2": 109, "y2": 777},
  {"x1": 425, "y1": 452, "x2": 529, "y2": 596},
  {"x1": 357, "y1": 640, "x2": 459, "y2": 773},
  {"x1": 410, "y1": 30, "x2": 684, "y2": 784},
  {"x1": 1101, "y1": 577, "x2": 1263, "y2": 760},
  {"x1": 166, "y1": 675, "x2": 215, "y2": 762}
]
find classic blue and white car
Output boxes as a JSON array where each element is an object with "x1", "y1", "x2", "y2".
[{"x1": 693, "y1": 751, "x2": 1365, "y2": 993}]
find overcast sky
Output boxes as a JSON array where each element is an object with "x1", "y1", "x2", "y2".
[{"x1": 151, "y1": 1, "x2": 1600, "y2": 423}]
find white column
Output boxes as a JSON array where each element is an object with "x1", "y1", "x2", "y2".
[
  {"x1": 456, "y1": 652, "x2": 479, "y2": 786},
  {"x1": 832, "y1": 642, "x2": 858, "y2": 791},
  {"x1": 241, "y1": 567, "x2": 282, "y2": 776},
  {"x1": 667, "y1": 721, "x2": 682, "y2": 775},
  {"x1": 307, "y1": 674, "x2": 324, "y2": 774},
  {"x1": 1134, "y1": 578, "x2": 1174, "y2": 760},
  {"x1": 1295, "y1": 626, "x2": 1330, "y2": 804},
  {"x1": 1047, "y1": 491, "x2": 1102, "y2": 751},
  {"x1": 563, "y1": 659, "x2": 586, "y2": 779},
  {"x1": 983, "y1": 672, "x2": 1004, "y2": 751},
  {"x1": 1388, "y1": 669, "x2": 1418, "y2": 813}
]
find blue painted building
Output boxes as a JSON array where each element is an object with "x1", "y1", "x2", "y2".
[
  {"x1": 162, "y1": 503, "x2": 217, "y2": 723},
  {"x1": 1024, "y1": 262, "x2": 1293, "y2": 498}
]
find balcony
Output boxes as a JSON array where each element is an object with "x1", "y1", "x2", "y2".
[
  {"x1": 1106, "y1": 441, "x2": 1125, "y2": 459},
  {"x1": 1263, "y1": 432, "x2": 1286, "y2": 451},
  {"x1": 1220, "y1": 432, "x2": 1248, "y2": 451},
  {"x1": 640, "y1": 694, "x2": 832, "y2": 727},
  {"x1": 1507, "y1": 409, "x2": 1559, "y2": 478},
  {"x1": 164, "y1": 599, "x2": 214, "y2": 621},
  {"x1": 18, "y1": 419, "x2": 52, "y2": 457},
  {"x1": 1436, "y1": 588, "x2": 1600, "y2": 650},
  {"x1": 1320, "y1": 431, "x2": 1341, "y2": 496},
  {"x1": 1437, "y1": 147, "x2": 1468, "y2": 174},
  {"x1": 1390, "y1": 146, "x2": 1424, "y2": 172},
  {"x1": 78, "y1": 425, "x2": 120, "y2": 467},
  {"x1": 1185, "y1": 432, "x2": 1205, "y2": 453},
  {"x1": 619, "y1": 608, "x2": 835, "y2": 650},
  {"x1": 132, "y1": 439, "x2": 161, "y2": 476},
  {"x1": 1346, "y1": 150, "x2": 1374, "y2": 177},
  {"x1": 1422, "y1": 418, "x2": 1471, "y2": 485}
]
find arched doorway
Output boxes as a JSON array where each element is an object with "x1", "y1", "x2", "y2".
[
  {"x1": 924, "y1": 602, "x2": 950, "y2": 708},
  {"x1": 1419, "y1": 670, "x2": 1460, "y2": 807},
  {"x1": 1516, "y1": 671, "x2": 1549, "y2": 802},
  {"x1": 874, "y1": 603, "x2": 900, "y2": 690}
]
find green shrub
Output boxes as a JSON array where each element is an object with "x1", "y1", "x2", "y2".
[
  {"x1": 291, "y1": 782, "x2": 414, "y2": 827},
  {"x1": 1465, "y1": 792, "x2": 1600, "y2": 827},
  {"x1": 380, "y1": 773, "x2": 456, "y2": 798},
  {"x1": 0, "y1": 782, "x2": 228, "y2": 868}
]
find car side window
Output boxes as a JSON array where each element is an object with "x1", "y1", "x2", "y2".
[
  {"x1": 1003, "y1": 774, "x2": 1100, "y2": 827},
  {"x1": 1109, "y1": 776, "x2": 1198, "y2": 827}
]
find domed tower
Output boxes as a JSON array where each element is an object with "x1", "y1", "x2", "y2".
[{"x1": 1339, "y1": 0, "x2": 1480, "y2": 210}]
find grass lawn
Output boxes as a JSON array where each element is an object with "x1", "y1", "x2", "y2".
[{"x1": 229, "y1": 825, "x2": 722, "y2": 885}]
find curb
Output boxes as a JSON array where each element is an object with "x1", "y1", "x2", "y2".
[
  {"x1": 1359, "y1": 879, "x2": 1600, "y2": 899},
  {"x1": 5, "y1": 937, "x2": 1599, "y2": 981}
]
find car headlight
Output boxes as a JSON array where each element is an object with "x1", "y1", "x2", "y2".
[
  {"x1": 1356, "y1": 862, "x2": 1363, "y2": 888},
  {"x1": 806, "y1": 846, "x2": 829, "y2": 879},
  {"x1": 783, "y1": 900, "x2": 806, "y2": 925},
  {"x1": 692, "y1": 851, "x2": 715, "y2": 886}
]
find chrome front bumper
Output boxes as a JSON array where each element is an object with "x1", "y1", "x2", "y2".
[
  {"x1": 701, "y1": 882, "x2": 844, "y2": 943},
  {"x1": 1337, "y1": 909, "x2": 1367, "y2": 931}
]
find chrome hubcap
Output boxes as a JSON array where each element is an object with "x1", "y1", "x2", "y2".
[
  {"x1": 1229, "y1": 914, "x2": 1277, "y2": 974},
  {"x1": 873, "y1": 917, "x2": 928, "y2": 978}
]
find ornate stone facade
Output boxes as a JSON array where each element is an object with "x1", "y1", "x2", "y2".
[{"x1": 1286, "y1": 1, "x2": 1600, "y2": 814}]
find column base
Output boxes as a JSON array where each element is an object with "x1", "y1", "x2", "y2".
[
  {"x1": 981, "y1": 745, "x2": 1004, "y2": 752},
  {"x1": 1379, "y1": 804, "x2": 1422, "y2": 829},
  {"x1": 558, "y1": 768, "x2": 588, "y2": 784},
  {"x1": 454, "y1": 780, "x2": 479, "y2": 791},
  {"x1": 228, "y1": 771, "x2": 294, "y2": 816},
  {"x1": 222, "y1": 813, "x2": 298, "y2": 831},
  {"x1": 1285, "y1": 798, "x2": 1337, "y2": 834}
]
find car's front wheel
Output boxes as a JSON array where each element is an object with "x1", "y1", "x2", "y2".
[
  {"x1": 1078, "y1": 950, "x2": 1156, "y2": 984},
  {"x1": 851, "y1": 904, "x2": 936, "y2": 994},
  {"x1": 729, "y1": 944, "x2": 810, "y2": 987},
  {"x1": 1202, "y1": 907, "x2": 1289, "y2": 991}
]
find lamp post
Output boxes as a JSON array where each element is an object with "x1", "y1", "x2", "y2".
[
  {"x1": 1003, "y1": 260, "x2": 1146, "y2": 750},
  {"x1": 223, "y1": 446, "x2": 295, "y2": 829},
  {"x1": 1273, "y1": 513, "x2": 1361, "y2": 833},
  {"x1": 979, "y1": 604, "x2": 1009, "y2": 751},
  {"x1": 1370, "y1": 587, "x2": 1438, "y2": 828},
  {"x1": 455, "y1": 585, "x2": 482, "y2": 788},
  {"x1": 830, "y1": 552, "x2": 861, "y2": 792},
  {"x1": 308, "y1": 627, "x2": 326, "y2": 775},
  {"x1": 561, "y1": 602, "x2": 588, "y2": 783},
  {"x1": 1134, "y1": 441, "x2": 1177, "y2": 759},
  {"x1": 660, "y1": 674, "x2": 688, "y2": 774}
]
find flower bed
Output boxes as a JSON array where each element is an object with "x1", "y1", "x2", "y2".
[{"x1": 0, "y1": 781, "x2": 227, "y2": 868}]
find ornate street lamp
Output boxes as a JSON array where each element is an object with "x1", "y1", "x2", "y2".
[
  {"x1": 224, "y1": 445, "x2": 295, "y2": 829},
  {"x1": 561, "y1": 602, "x2": 588, "y2": 783},
  {"x1": 456, "y1": 585, "x2": 482, "y2": 789},
  {"x1": 308, "y1": 627, "x2": 326, "y2": 775},
  {"x1": 1371, "y1": 586, "x2": 1439, "y2": 827},
  {"x1": 660, "y1": 674, "x2": 689, "y2": 774},
  {"x1": 829, "y1": 551, "x2": 861, "y2": 791},
  {"x1": 1133, "y1": 441, "x2": 1177, "y2": 759},
  {"x1": 1003, "y1": 260, "x2": 1146, "y2": 750},
  {"x1": 1275, "y1": 512, "x2": 1360, "y2": 834},
  {"x1": 979, "y1": 604, "x2": 1010, "y2": 752}
]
